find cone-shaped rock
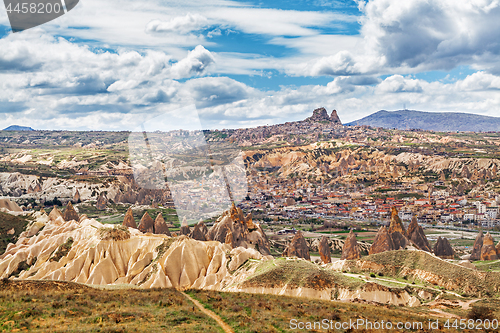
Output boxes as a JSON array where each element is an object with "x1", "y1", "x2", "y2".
[
  {"x1": 122, "y1": 208, "x2": 137, "y2": 229},
  {"x1": 319, "y1": 236, "x2": 331, "y2": 264},
  {"x1": 282, "y1": 231, "x2": 310, "y2": 260},
  {"x1": 341, "y1": 230, "x2": 360, "y2": 260},
  {"x1": 388, "y1": 207, "x2": 409, "y2": 250},
  {"x1": 207, "y1": 204, "x2": 271, "y2": 255},
  {"x1": 63, "y1": 202, "x2": 79, "y2": 222},
  {"x1": 138, "y1": 212, "x2": 154, "y2": 233},
  {"x1": 433, "y1": 237, "x2": 454, "y2": 259},
  {"x1": 407, "y1": 217, "x2": 431, "y2": 252},
  {"x1": 190, "y1": 219, "x2": 208, "y2": 241},
  {"x1": 470, "y1": 231, "x2": 484, "y2": 261},
  {"x1": 73, "y1": 189, "x2": 80, "y2": 202},
  {"x1": 369, "y1": 226, "x2": 394, "y2": 255},
  {"x1": 496, "y1": 242, "x2": 500, "y2": 257},
  {"x1": 154, "y1": 213, "x2": 170, "y2": 236},
  {"x1": 480, "y1": 232, "x2": 498, "y2": 261},
  {"x1": 180, "y1": 217, "x2": 191, "y2": 236},
  {"x1": 96, "y1": 193, "x2": 107, "y2": 210},
  {"x1": 48, "y1": 206, "x2": 64, "y2": 222}
]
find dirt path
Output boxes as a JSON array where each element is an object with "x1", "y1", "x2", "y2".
[{"x1": 181, "y1": 291, "x2": 234, "y2": 333}]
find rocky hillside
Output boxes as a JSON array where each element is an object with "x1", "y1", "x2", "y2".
[{"x1": 346, "y1": 110, "x2": 500, "y2": 132}]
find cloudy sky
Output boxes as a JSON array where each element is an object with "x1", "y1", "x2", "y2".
[{"x1": 1, "y1": 0, "x2": 500, "y2": 130}]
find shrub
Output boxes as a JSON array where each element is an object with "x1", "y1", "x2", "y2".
[
  {"x1": 98, "y1": 225, "x2": 130, "y2": 241},
  {"x1": 370, "y1": 273, "x2": 376, "y2": 278},
  {"x1": 468, "y1": 306, "x2": 493, "y2": 321}
]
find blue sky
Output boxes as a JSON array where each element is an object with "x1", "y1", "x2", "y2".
[{"x1": 1, "y1": 0, "x2": 500, "y2": 130}]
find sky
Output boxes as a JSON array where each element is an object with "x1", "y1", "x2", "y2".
[{"x1": 1, "y1": 0, "x2": 500, "y2": 131}]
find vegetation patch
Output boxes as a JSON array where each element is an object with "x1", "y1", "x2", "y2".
[
  {"x1": 98, "y1": 225, "x2": 130, "y2": 241},
  {"x1": 0, "y1": 211, "x2": 29, "y2": 255},
  {"x1": 49, "y1": 237, "x2": 74, "y2": 262}
]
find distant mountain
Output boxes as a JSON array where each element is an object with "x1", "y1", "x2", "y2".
[
  {"x1": 2, "y1": 125, "x2": 35, "y2": 131},
  {"x1": 345, "y1": 110, "x2": 500, "y2": 132}
]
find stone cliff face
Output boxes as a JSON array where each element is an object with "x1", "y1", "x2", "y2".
[{"x1": 330, "y1": 110, "x2": 342, "y2": 125}]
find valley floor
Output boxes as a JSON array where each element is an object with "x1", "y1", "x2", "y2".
[{"x1": 1, "y1": 280, "x2": 498, "y2": 332}]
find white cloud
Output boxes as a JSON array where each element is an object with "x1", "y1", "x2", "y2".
[
  {"x1": 145, "y1": 13, "x2": 209, "y2": 34},
  {"x1": 170, "y1": 45, "x2": 215, "y2": 79}
]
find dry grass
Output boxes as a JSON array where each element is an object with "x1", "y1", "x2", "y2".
[{"x1": 98, "y1": 225, "x2": 131, "y2": 241}]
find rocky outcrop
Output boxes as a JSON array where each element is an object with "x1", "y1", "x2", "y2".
[
  {"x1": 96, "y1": 193, "x2": 107, "y2": 210},
  {"x1": 480, "y1": 233, "x2": 498, "y2": 261},
  {"x1": 0, "y1": 199, "x2": 22, "y2": 212},
  {"x1": 190, "y1": 219, "x2": 208, "y2": 241},
  {"x1": 341, "y1": 230, "x2": 360, "y2": 260},
  {"x1": 122, "y1": 208, "x2": 137, "y2": 229},
  {"x1": 138, "y1": 212, "x2": 154, "y2": 234},
  {"x1": 282, "y1": 231, "x2": 310, "y2": 260},
  {"x1": 63, "y1": 202, "x2": 79, "y2": 222},
  {"x1": 330, "y1": 109, "x2": 342, "y2": 125},
  {"x1": 387, "y1": 207, "x2": 408, "y2": 250},
  {"x1": 154, "y1": 213, "x2": 170, "y2": 236},
  {"x1": 306, "y1": 107, "x2": 331, "y2": 122},
  {"x1": 433, "y1": 237, "x2": 454, "y2": 259},
  {"x1": 407, "y1": 217, "x2": 431, "y2": 252},
  {"x1": 318, "y1": 236, "x2": 331, "y2": 264},
  {"x1": 369, "y1": 226, "x2": 394, "y2": 255},
  {"x1": 206, "y1": 204, "x2": 270, "y2": 256},
  {"x1": 48, "y1": 206, "x2": 64, "y2": 222},
  {"x1": 73, "y1": 189, "x2": 80, "y2": 203},
  {"x1": 180, "y1": 217, "x2": 191, "y2": 236},
  {"x1": 470, "y1": 231, "x2": 484, "y2": 261}
]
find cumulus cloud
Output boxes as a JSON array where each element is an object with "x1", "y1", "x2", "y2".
[
  {"x1": 376, "y1": 75, "x2": 424, "y2": 93},
  {"x1": 145, "y1": 14, "x2": 209, "y2": 34},
  {"x1": 170, "y1": 45, "x2": 215, "y2": 79}
]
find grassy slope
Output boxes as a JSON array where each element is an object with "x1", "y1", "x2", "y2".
[
  {"x1": 359, "y1": 250, "x2": 500, "y2": 295},
  {"x1": 1, "y1": 280, "x2": 492, "y2": 333},
  {"x1": 242, "y1": 257, "x2": 364, "y2": 290},
  {"x1": 0, "y1": 212, "x2": 28, "y2": 255}
]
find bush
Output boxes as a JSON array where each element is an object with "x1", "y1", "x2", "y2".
[
  {"x1": 370, "y1": 273, "x2": 376, "y2": 278},
  {"x1": 98, "y1": 225, "x2": 131, "y2": 241},
  {"x1": 468, "y1": 306, "x2": 493, "y2": 321}
]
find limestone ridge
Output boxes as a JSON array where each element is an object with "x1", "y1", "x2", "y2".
[
  {"x1": 407, "y1": 217, "x2": 431, "y2": 252},
  {"x1": 341, "y1": 230, "x2": 361, "y2": 260},
  {"x1": 305, "y1": 107, "x2": 343, "y2": 125},
  {"x1": 433, "y1": 237, "x2": 454, "y2": 259},
  {"x1": 282, "y1": 230, "x2": 310, "y2": 260},
  {"x1": 206, "y1": 203, "x2": 270, "y2": 256},
  {"x1": 470, "y1": 231, "x2": 484, "y2": 261},
  {"x1": 318, "y1": 236, "x2": 331, "y2": 264}
]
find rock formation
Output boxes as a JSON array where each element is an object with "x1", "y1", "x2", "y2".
[
  {"x1": 407, "y1": 217, "x2": 431, "y2": 252},
  {"x1": 48, "y1": 206, "x2": 64, "y2": 222},
  {"x1": 369, "y1": 226, "x2": 394, "y2": 255},
  {"x1": 318, "y1": 236, "x2": 331, "y2": 264},
  {"x1": 206, "y1": 203, "x2": 271, "y2": 255},
  {"x1": 180, "y1": 217, "x2": 191, "y2": 236},
  {"x1": 0, "y1": 198, "x2": 22, "y2": 212},
  {"x1": 330, "y1": 109, "x2": 342, "y2": 125},
  {"x1": 341, "y1": 230, "x2": 361, "y2": 260},
  {"x1": 282, "y1": 231, "x2": 310, "y2": 260},
  {"x1": 73, "y1": 189, "x2": 80, "y2": 203},
  {"x1": 122, "y1": 208, "x2": 137, "y2": 229},
  {"x1": 153, "y1": 213, "x2": 170, "y2": 236},
  {"x1": 190, "y1": 219, "x2": 208, "y2": 241},
  {"x1": 96, "y1": 193, "x2": 107, "y2": 210},
  {"x1": 433, "y1": 237, "x2": 454, "y2": 259},
  {"x1": 470, "y1": 231, "x2": 484, "y2": 261},
  {"x1": 306, "y1": 107, "x2": 331, "y2": 122},
  {"x1": 480, "y1": 232, "x2": 498, "y2": 261},
  {"x1": 63, "y1": 202, "x2": 79, "y2": 222},
  {"x1": 387, "y1": 207, "x2": 408, "y2": 250},
  {"x1": 138, "y1": 212, "x2": 154, "y2": 234}
]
